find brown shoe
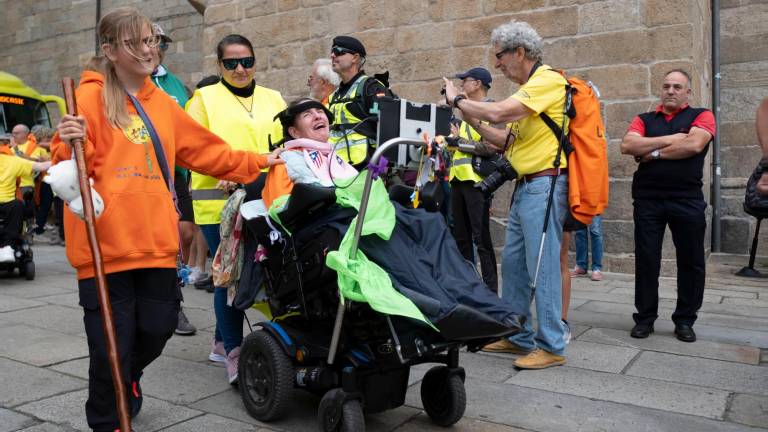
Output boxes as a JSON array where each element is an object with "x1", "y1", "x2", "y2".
[
  {"x1": 481, "y1": 338, "x2": 532, "y2": 354},
  {"x1": 514, "y1": 349, "x2": 566, "y2": 369}
]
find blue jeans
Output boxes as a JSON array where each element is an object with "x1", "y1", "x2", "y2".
[
  {"x1": 575, "y1": 215, "x2": 603, "y2": 271},
  {"x1": 502, "y1": 176, "x2": 568, "y2": 355},
  {"x1": 199, "y1": 223, "x2": 244, "y2": 354}
]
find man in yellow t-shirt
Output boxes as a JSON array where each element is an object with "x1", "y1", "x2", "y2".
[
  {"x1": 10, "y1": 124, "x2": 47, "y2": 231},
  {"x1": 443, "y1": 20, "x2": 569, "y2": 370},
  {"x1": 0, "y1": 154, "x2": 50, "y2": 257}
]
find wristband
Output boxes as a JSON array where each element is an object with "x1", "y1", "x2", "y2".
[{"x1": 453, "y1": 94, "x2": 467, "y2": 108}]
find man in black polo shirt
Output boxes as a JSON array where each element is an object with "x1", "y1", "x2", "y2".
[{"x1": 620, "y1": 69, "x2": 716, "y2": 343}]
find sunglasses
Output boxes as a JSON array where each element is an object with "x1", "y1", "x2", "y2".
[
  {"x1": 221, "y1": 57, "x2": 255, "y2": 70},
  {"x1": 122, "y1": 35, "x2": 161, "y2": 50},
  {"x1": 159, "y1": 42, "x2": 169, "y2": 52},
  {"x1": 331, "y1": 46, "x2": 356, "y2": 56}
]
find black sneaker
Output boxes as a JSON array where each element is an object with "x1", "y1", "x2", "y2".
[{"x1": 194, "y1": 275, "x2": 213, "y2": 290}]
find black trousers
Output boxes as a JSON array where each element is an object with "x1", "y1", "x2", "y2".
[
  {"x1": 53, "y1": 197, "x2": 65, "y2": 240},
  {"x1": 34, "y1": 181, "x2": 53, "y2": 234},
  {"x1": 633, "y1": 198, "x2": 706, "y2": 327},
  {"x1": 20, "y1": 186, "x2": 34, "y2": 221},
  {"x1": 451, "y1": 180, "x2": 498, "y2": 292},
  {"x1": 79, "y1": 268, "x2": 180, "y2": 432},
  {"x1": 0, "y1": 199, "x2": 24, "y2": 247}
]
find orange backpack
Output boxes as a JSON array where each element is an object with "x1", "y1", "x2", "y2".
[{"x1": 540, "y1": 71, "x2": 609, "y2": 225}]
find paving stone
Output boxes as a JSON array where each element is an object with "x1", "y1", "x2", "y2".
[
  {"x1": 727, "y1": 393, "x2": 768, "y2": 429},
  {"x1": 137, "y1": 355, "x2": 233, "y2": 404},
  {"x1": 189, "y1": 386, "x2": 421, "y2": 431},
  {"x1": 567, "y1": 309, "x2": 768, "y2": 348},
  {"x1": 578, "y1": 327, "x2": 762, "y2": 365},
  {"x1": 32, "y1": 292, "x2": 79, "y2": 308},
  {"x1": 16, "y1": 389, "x2": 201, "y2": 432},
  {"x1": 406, "y1": 380, "x2": 761, "y2": 432},
  {"x1": 723, "y1": 297, "x2": 768, "y2": 308},
  {"x1": 162, "y1": 329, "x2": 224, "y2": 364},
  {"x1": 47, "y1": 357, "x2": 88, "y2": 379},
  {"x1": 0, "y1": 357, "x2": 85, "y2": 407},
  {"x1": 0, "y1": 304, "x2": 86, "y2": 336},
  {"x1": 626, "y1": 351, "x2": 768, "y2": 395},
  {"x1": 451, "y1": 351, "x2": 519, "y2": 383},
  {"x1": 0, "y1": 282, "x2": 71, "y2": 300},
  {"x1": 0, "y1": 408, "x2": 36, "y2": 432},
  {"x1": 596, "y1": 287, "x2": 724, "y2": 304},
  {"x1": 558, "y1": 340, "x2": 639, "y2": 373},
  {"x1": 578, "y1": 300, "x2": 768, "y2": 332},
  {"x1": 396, "y1": 412, "x2": 532, "y2": 431},
  {"x1": 0, "y1": 294, "x2": 46, "y2": 312},
  {"x1": 611, "y1": 286, "x2": 758, "y2": 300},
  {"x1": 16, "y1": 423, "x2": 83, "y2": 431},
  {"x1": 506, "y1": 366, "x2": 730, "y2": 419},
  {"x1": 161, "y1": 413, "x2": 273, "y2": 431},
  {"x1": 0, "y1": 324, "x2": 87, "y2": 366}
]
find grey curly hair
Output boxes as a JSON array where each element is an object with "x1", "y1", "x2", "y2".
[{"x1": 490, "y1": 20, "x2": 543, "y2": 62}]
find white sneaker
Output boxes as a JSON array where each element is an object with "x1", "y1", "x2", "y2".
[
  {"x1": 188, "y1": 268, "x2": 206, "y2": 284},
  {"x1": 562, "y1": 319, "x2": 572, "y2": 345},
  {"x1": 0, "y1": 246, "x2": 15, "y2": 263}
]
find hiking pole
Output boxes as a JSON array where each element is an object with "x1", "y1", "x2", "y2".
[
  {"x1": 530, "y1": 89, "x2": 573, "y2": 298},
  {"x1": 61, "y1": 78, "x2": 131, "y2": 432}
]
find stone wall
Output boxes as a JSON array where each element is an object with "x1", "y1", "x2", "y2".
[
  {"x1": 0, "y1": 0, "x2": 203, "y2": 98},
  {"x1": 719, "y1": 0, "x2": 768, "y2": 256},
  {"x1": 5, "y1": 0, "x2": 761, "y2": 272}
]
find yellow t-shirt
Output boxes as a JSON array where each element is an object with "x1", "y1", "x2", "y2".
[
  {"x1": 507, "y1": 65, "x2": 569, "y2": 176},
  {"x1": 14, "y1": 142, "x2": 47, "y2": 187},
  {"x1": 0, "y1": 154, "x2": 33, "y2": 203}
]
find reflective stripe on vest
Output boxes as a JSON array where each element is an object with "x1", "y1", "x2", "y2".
[
  {"x1": 328, "y1": 75, "x2": 370, "y2": 165},
  {"x1": 189, "y1": 82, "x2": 286, "y2": 225},
  {"x1": 190, "y1": 189, "x2": 229, "y2": 201},
  {"x1": 450, "y1": 121, "x2": 483, "y2": 182}
]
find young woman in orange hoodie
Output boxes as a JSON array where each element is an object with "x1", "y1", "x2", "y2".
[{"x1": 54, "y1": 8, "x2": 284, "y2": 432}]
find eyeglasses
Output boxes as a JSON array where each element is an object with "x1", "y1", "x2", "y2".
[
  {"x1": 494, "y1": 47, "x2": 515, "y2": 60},
  {"x1": 331, "y1": 46, "x2": 356, "y2": 57},
  {"x1": 159, "y1": 42, "x2": 169, "y2": 52},
  {"x1": 122, "y1": 35, "x2": 161, "y2": 50},
  {"x1": 221, "y1": 57, "x2": 256, "y2": 70}
]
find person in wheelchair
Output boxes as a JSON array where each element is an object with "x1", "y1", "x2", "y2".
[
  {"x1": 0, "y1": 152, "x2": 50, "y2": 261},
  {"x1": 257, "y1": 98, "x2": 525, "y2": 336}
]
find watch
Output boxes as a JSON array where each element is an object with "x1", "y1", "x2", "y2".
[
  {"x1": 452, "y1": 94, "x2": 467, "y2": 108},
  {"x1": 651, "y1": 149, "x2": 661, "y2": 160}
]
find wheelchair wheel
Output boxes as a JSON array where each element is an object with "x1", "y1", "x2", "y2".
[
  {"x1": 421, "y1": 366, "x2": 466, "y2": 427},
  {"x1": 317, "y1": 388, "x2": 365, "y2": 432},
  {"x1": 238, "y1": 330, "x2": 294, "y2": 421},
  {"x1": 23, "y1": 261, "x2": 35, "y2": 281}
]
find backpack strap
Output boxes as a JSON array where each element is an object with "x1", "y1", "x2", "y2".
[{"x1": 540, "y1": 83, "x2": 575, "y2": 167}]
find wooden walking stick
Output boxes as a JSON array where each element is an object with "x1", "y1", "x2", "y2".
[{"x1": 61, "y1": 78, "x2": 131, "y2": 432}]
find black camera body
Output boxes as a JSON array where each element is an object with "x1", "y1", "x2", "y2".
[{"x1": 474, "y1": 155, "x2": 517, "y2": 197}]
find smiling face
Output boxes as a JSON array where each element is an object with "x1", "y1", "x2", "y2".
[
  {"x1": 660, "y1": 71, "x2": 692, "y2": 113},
  {"x1": 219, "y1": 43, "x2": 256, "y2": 88},
  {"x1": 103, "y1": 23, "x2": 157, "y2": 81},
  {"x1": 288, "y1": 107, "x2": 331, "y2": 142}
]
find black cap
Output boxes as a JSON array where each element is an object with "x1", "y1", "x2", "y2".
[
  {"x1": 455, "y1": 67, "x2": 492, "y2": 88},
  {"x1": 274, "y1": 99, "x2": 334, "y2": 140},
  {"x1": 332, "y1": 35, "x2": 366, "y2": 57}
]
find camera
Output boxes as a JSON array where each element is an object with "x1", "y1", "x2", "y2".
[{"x1": 474, "y1": 154, "x2": 517, "y2": 197}]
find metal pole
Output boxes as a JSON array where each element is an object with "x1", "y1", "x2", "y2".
[
  {"x1": 326, "y1": 138, "x2": 425, "y2": 365},
  {"x1": 711, "y1": 0, "x2": 722, "y2": 252}
]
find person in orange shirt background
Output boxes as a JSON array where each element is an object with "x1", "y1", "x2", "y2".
[{"x1": 54, "y1": 7, "x2": 284, "y2": 432}]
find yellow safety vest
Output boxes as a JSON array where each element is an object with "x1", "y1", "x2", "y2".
[
  {"x1": 449, "y1": 121, "x2": 483, "y2": 182},
  {"x1": 188, "y1": 82, "x2": 286, "y2": 225},
  {"x1": 328, "y1": 75, "x2": 373, "y2": 166}
]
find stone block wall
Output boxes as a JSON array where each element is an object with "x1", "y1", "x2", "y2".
[
  {"x1": 7, "y1": 0, "x2": 763, "y2": 272},
  {"x1": 719, "y1": 0, "x2": 768, "y2": 256}
]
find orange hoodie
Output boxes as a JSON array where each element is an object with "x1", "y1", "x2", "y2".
[{"x1": 51, "y1": 71, "x2": 271, "y2": 279}]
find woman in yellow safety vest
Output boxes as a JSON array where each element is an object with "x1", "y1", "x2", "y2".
[{"x1": 186, "y1": 34, "x2": 286, "y2": 385}]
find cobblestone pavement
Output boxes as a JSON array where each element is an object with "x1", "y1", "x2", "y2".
[{"x1": 1, "y1": 244, "x2": 766, "y2": 431}]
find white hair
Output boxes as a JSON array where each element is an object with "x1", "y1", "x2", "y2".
[
  {"x1": 490, "y1": 20, "x2": 543, "y2": 62},
  {"x1": 313, "y1": 58, "x2": 340, "y2": 87}
]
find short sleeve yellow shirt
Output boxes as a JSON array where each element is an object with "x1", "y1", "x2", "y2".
[
  {"x1": 0, "y1": 154, "x2": 33, "y2": 203},
  {"x1": 507, "y1": 65, "x2": 569, "y2": 176},
  {"x1": 15, "y1": 142, "x2": 46, "y2": 187}
]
